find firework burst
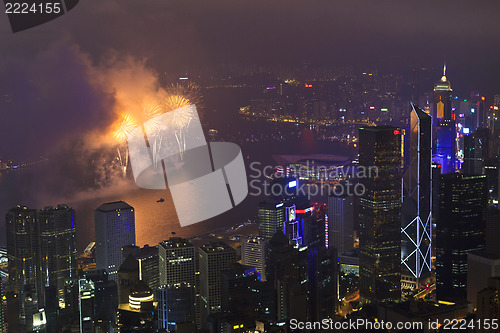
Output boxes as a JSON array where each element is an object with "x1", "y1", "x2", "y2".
[{"x1": 113, "y1": 113, "x2": 136, "y2": 142}]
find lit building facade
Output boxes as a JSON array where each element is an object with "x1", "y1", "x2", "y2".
[
  {"x1": 258, "y1": 201, "x2": 286, "y2": 239},
  {"x1": 401, "y1": 104, "x2": 432, "y2": 288},
  {"x1": 327, "y1": 191, "x2": 354, "y2": 256},
  {"x1": 156, "y1": 283, "x2": 194, "y2": 332},
  {"x1": 6, "y1": 206, "x2": 41, "y2": 332},
  {"x1": 358, "y1": 126, "x2": 402, "y2": 302},
  {"x1": 199, "y1": 242, "x2": 236, "y2": 324},
  {"x1": 436, "y1": 174, "x2": 487, "y2": 303},
  {"x1": 37, "y1": 205, "x2": 77, "y2": 299},
  {"x1": 241, "y1": 236, "x2": 267, "y2": 281},
  {"x1": 158, "y1": 237, "x2": 196, "y2": 287},
  {"x1": 94, "y1": 201, "x2": 136, "y2": 282}
]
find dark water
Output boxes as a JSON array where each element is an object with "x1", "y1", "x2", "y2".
[{"x1": 0, "y1": 87, "x2": 355, "y2": 251}]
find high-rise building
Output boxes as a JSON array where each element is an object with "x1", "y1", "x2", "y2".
[
  {"x1": 78, "y1": 278, "x2": 95, "y2": 333},
  {"x1": 199, "y1": 242, "x2": 236, "y2": 323},
  {"x1": 6, "y1": 206, "x2": 41, "y2": 331},
  {"x1": 220, "y1": 263, "x2": 261, "y2": 328},
  {"x1": 433, "y1": 66, "x2": 456, "y2": 173},
  {"x1": 401, "y1": 104, "x2": 432, "y2": 289},
  {"x1": 433, "y1": 65, "x2": 453, "y2": 123},
  {"x1": 436, "y1": 174, "x2": 487, "y2": 303},
  {"x1": 463, "y1": 128, "x2": 489, "y2": 175},
  {"x1": 266, "y1": 232, "x2": 308, "y2": 322},
  {"x1": 158, "y1": 237, "x2": 196, "y2": 287},
  {"x1": 307, "y1": 248, "x2": 337, "y2": 321},
  {"x1": 94, "y1": 201, "x2": 136, "y2": 282},
  {"x1": 137, "y1": 245, "x2": 159, "y2": 291},
  {"x1": 241, "y1": 236, "x2": 267, "y2": 281},
  {"x1": 117, "y1": 254, "x2": 139, "y2": 305},
  {"x1": 84, "y1": 270, "x2": 118, "y2": 329},
  {"x1": 37, "y1": 205, "x2": 77, "y2": 300},
  {"x1": 327, "y1": 191, "x2": 354, "y2": 256},
  {"x1": 300, "y1": 204, "x2": 326, "y2": 250},
  {"x1": 358, "y1": 126, "x2": 402, "y2": 302},
  {"x1": 156, "y1": 283, "x2": 194, "y2": 332},
  {"x1": 258, "y1": 201, "x2": 286, "y2": 238},
  {"x1": 476, "y1": 277, "x2": 500, "y2": 326},
  {"x1": 0, "y1": 280, "x2": 5, "y2": 333}
]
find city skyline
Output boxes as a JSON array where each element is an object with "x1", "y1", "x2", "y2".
[{"x1": 1, "y1": 1, "x2": 500, "y2": 332}]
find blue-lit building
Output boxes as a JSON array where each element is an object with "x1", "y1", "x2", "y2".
[
  {"x1": 433, "y1": 67, "x2": 456, "y2": 173},
  {"x1": 401, "y1": 104, "x2": 432, "y2": 290},
  {"x1": 156, "y1": 283, "x2": 194, "y2": 332},
  {"x1": 94, "y1": 201, "x2": 136, "y2": 282}
]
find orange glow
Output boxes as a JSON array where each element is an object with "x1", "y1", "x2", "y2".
[
  {"x1": 481, "y1": 96, "x2": 485, "y2": 101},
  {"x1": 305, "y1": 84, "x2": 312, "y2": 88}
]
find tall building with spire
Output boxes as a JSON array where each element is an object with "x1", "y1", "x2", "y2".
[
  {"x1": 433, "y1": 64, "x2": 453, "y2": 123},
  {"x1": 401, "y1": 104, "x2": 432, "y2": 290},
  {"x1": 433, "y1": 65, "x2": 456, "y2": 173}
]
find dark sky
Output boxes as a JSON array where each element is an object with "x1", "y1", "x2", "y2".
[{"x1": 1, "y1": 0, "x2": 500, "y2": 160}]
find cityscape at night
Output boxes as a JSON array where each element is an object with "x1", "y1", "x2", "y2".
[{"x1": 1, "y1": 1, "x2": 500, "y2": 332}]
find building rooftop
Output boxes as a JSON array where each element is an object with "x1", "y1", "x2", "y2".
[
  {"x1": 160, "y1": 237, "x2": 193, "y2": 249},
  {"x1": 95, "y1": 201, "x2": 133, "y2": 213}
]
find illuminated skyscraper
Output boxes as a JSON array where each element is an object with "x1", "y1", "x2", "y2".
[
  {"x1": 156, "y1": 283, "x2": 194, "y2": 331},
  {"x1": 433, "y1": 65, "x2": 453, "y2": 123},
  {"x1": 436, "y1": 174, "x2": 487, "y2": 303},
  {"x1": 78, "y1": 278, "x2": 95, "y2": 333},
  {"x1": 199, "y1": 242, "x2": 236, "y2": 324},
  {"x1": 158, "y1": 237, "x2": 196, "y2": 287},
  {"x1": 433, "y1": 66, "x2": 456, "y2": 173},
  {"x1": 94, "y1": 201, "x2": 136, "y2": 282},
  {"x1": 401, "y1": 104, "x2": 432, "y2": 288},
  {"x1": 38, "y1": 205, "x2": 77, "y2": 299},
  {"x1": 6, "y1": 206, "x2": 41, "y2": 332},
  {"x1": 463, "y1": 128, "x2": 488, "y2": 175},
  {"x1": 327, "y1": 191, "x2": 354, "y2": 256},
  {"x1": 258, "y1": 201, "x2": 286, "y2": 238},
  {"x1": 241, "y1": 236, "x2": 267, "y2": 281},
  {"x1": 358, "y1": 126, "x2": 402, "y2": 302},
  {"x1": 136, "y1": 245, "x2": 159, "y2": 291}
]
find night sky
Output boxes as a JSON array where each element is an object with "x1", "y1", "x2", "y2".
[{"x1": 1, "y1": 0, "x2": 500, "y2": 160}]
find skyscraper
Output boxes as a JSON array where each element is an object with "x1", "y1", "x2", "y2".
[
  {"x1": 401, "y1": 104, "x2": 432, "y2": 288},
  {"x1": 136, "y1": 245, "x2": 159, "y2": 291},
  {"x1": 436, "y1": 173, "x2": 487, "y2": 303},
  {"x1": 327, "y1": 191, "x2": 354, "y2": 256},
  {"x1": 0, "y1": 280, "x2": 5, "y2": 333},
  {"x1": 463, "y1": 128, "x2": 489, "y2": 175},
  {"x1": 199, "y1": 242, "x2": 236, "y2": 324},
  {"x1": 6, "y1": 206, "x2": 41, "y2": 332},
  {"x1": 258, "y1": 201, "x2": 286, "y2": 238},
  {"x1": 94, "y1": 201, "x2": 136, "y2": 282},
  {"x1": 358, "y1": 126, "x2": 402, "y2": 302},
  {"x1": 37, "y1": 205, "x2": 77, "y2": 299},
  {"x1": 241, "y1": 236, "x2": 267, "y2": 281},
  {"x1": 156, "y1": 283, "x2": 194, "y2": 331},
  {"x1": 433, "y1": 67, "x2": 456, "y2": 173},
  {"x1": 266, "y1": 232, "x2": 308, "y2": 322},
  {"x1": 158, "y1": 237, "x2": 196, "y2": 287},
  {"x1": 433, "y1": 65, "x2": 453, "y2": 123},
  {"x1": 78, "y1": 278, "x2": 95, "y2": 333}
]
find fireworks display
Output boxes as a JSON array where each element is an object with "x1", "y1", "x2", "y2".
[{"x1": 110, "y1": 81, "x2": 203, "y2": 173}]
